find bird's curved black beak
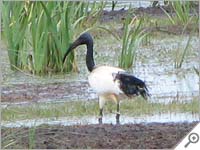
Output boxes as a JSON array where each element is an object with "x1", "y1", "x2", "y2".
[
  {"x1": 62, "y1": 32, "x2": 94, "y2": 66},
  {"x1": 62, "y1": 39, "x2": 81, "y2": 64}
]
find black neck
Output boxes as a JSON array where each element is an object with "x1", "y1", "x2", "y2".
[
  {"x1": 86, "y1": 43, "x2": 95, "y2": 72},
  {"x1": 62, "y1": 33, "x2": 95, "y2": 72}
]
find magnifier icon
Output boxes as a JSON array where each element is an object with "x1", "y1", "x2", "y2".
[{"x1": 184, "y1": 133, "x2": 199, "y2": 148}]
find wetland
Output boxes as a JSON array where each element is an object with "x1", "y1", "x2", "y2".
[{"x1": 1, "y1": 1, "x2": 199, "y2": 149}]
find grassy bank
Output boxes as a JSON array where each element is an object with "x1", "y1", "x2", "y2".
[{"x1": 2, "y1": 97, "x2": 199, "y2": 122}]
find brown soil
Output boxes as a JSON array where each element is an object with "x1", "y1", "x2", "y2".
[
  {"x1": 1, "y1": 122, "x2": 197, "y2": 149},
  {"x1": 100, "y1": 5, "x2": 199, "y2": 23},
  {"x1": 100, "y1": 6, "x2": 199, "y2": 35},
  {"x1": 1, "y1": 5, "x2": 199, "y2": 150},
  {"x1": 1, "y1": 81, "x2": 95, "y2": 103}
]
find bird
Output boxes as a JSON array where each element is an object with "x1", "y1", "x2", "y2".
[{"x1": 63, "y1": 32, "x2": 150, "y2": 124}]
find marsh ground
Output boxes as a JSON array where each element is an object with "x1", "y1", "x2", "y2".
[
  {"x1": 2, "y1": 122, "x2": 198, "y2": 149},
  {"x1": 1, "y1": 4, "x2": 199, "y2": 149}
]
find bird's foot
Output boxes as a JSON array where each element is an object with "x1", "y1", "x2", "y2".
[
  {"x1": 98, "y1": 117, "x2": 102, "y2": 124},
  {"x1": 116, "y1": 113, "x2": 120, "y2": 124}
]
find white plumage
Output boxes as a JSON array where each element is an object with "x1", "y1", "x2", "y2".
[
  {"x1": 88, "y1": 66, "x2": 124, "y2": 95},
  {"x1": 63, "y1": 32, "x2": 149, "y2": 124}
]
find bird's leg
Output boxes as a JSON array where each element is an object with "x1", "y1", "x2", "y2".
[
  {"x1": 98, "y1": 96, "x2": 105, "y2": 124},
  {"x1": 98, "y1": 108, "x2": 103, "y2": 124},
  {"x1": 116, "y1": 101, "x2": 120, "y2": 124},
  {"x1": 111, "y1": 94, "x2": 120, "y2": 124}
]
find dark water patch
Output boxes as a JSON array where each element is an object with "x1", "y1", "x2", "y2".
[{"x1": 1, "y1": 112, "x2": 199, "y2": 128}]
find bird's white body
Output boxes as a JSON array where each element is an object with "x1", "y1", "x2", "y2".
[
  {"x1": 63, "y1": 33, "x2": 149, "y2": 123},
  {"x1": 88, "y1": 66, "x2": 125, "y2": 109},
  {"x1": 88, "y1": 66, "x2": 124, "y2": 95}
]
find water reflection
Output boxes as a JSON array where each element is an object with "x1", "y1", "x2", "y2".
[{"x1": 2, "y1": 112, "x2": 199, "y2": 128}]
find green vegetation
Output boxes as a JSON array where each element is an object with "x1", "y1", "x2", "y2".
[
  {"x1": 1, "y1": 2, "x2": 199, "y2": 149},
  {"x1": 2, "y1": 98, "x2": 199, "y2": 122},
  {"x1": 2, "y1": 1, "x2": 198, "y2": 74},
  {"x1": 193, "y1": 67, "x2": 200, "y2": 76},
  {"x1": 172, "y1": 1, "x2": 192, "y2": 25},
  {"x1": 2, "y1": 1, "x2": 106, "y2": 75},
  {"x1": 174, "y1": 35, "x2": 192, "y2": 69},
  {"x1": 111, "y1": 1, "x2": 118, "y2": 11},
  {"x1": 1, "y1": 129, "x2": 19, "y2": 149},
  {"x1": 28, "y1": 127, "x2": 36, "y2": 149},
  {"x1": 119, "y1": 12, "x2": 147, "y2": 69},
  {"x1": 160, "y1": 1, "x2": 197, "y2": 33},
  {"x1": 2, "y1": 2, "x2": 28, "y2": 71},
  {"x1": 1, "y1": 127, "x2": 36, "y2": 149}
]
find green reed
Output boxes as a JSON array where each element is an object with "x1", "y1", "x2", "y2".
[
  {"x1": 119, "y1": 11, "x2": 147, "y2": 69},
  {"x1": 2, "y1": 1, "x2": 29, "y2": 70},
  {"x1": 2, "y1": 1, "x2": 106, "y2": 75},
  {"x1": 161, "y1": 1, "x2": 195, "y2": 33},
  {"x1": 174, "y1": 35, "x2": 191, "y2": 69}
]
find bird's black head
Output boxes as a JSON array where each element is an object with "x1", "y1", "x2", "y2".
[
  {"x1": 77, "y1": 32, "x2": 93, "y2": 46},
  {"x1": 62, "y1": 32, "x2": 94, "y2": 64}
]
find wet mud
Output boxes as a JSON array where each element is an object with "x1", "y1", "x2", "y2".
[
  {"x1": 1, "y1": 5, "x2": 199, "y2": 149},
  {"x1": 1, "y1": 81, "x2": 96, "y2": 103},
  {"x1": 1, "y1": 122, "x2": 198, "y2": 149},
  {"x1": 100, "y1": 5, "x2": 199, "y2": 35}
]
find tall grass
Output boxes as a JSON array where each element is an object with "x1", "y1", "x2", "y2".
[
  {"x1": 111, "y1": 1, "x2": 118, "y2": 11},
  {"x1": 119, "y1": 13, "x2": 147, "y2": 69},
  {"x1": 30, "y1": 1, "x2": 79, "y2": 74},
  {"x1": 172, "y1": 1, "x2": 191, "y2": 25},
  {"x1": 2, "y1": 98, "x2": 199, "y2": 122},
  {"x1": 160, "y1": 1, "x2": 195, "y2": 69},
  {"x1": 28, "y1": 127, "x2": 36, "y2": 149},
  {"x1": 160, "y1": 1, "x2": 194, "y2": 33},
  {"x1": 174, "y1": 35, "x2": 191, "y2": 69},
  {"x1": 2, "y1": 1, "x2": 106, "y2": 75},
  {"x1": 193, "y1": 67, "x2": 199, "y2": 76},
  {"x1": 2, "y1": 2, "x2": 29, "y2": 70}
]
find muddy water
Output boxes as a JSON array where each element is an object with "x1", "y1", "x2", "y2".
[
  {"x1": 104, "y1": 1, "x2": 152, "y2": 10},
  {"x1": 1, "y1": 34, "x2": 199, "y2": 127},
  {"x1": 135, "y1": 64, "x2": 199, "y2": 103},
  {"x1": 1, "y1": 112, "x2": 199, "y2": 128},
  {"x1": 2, "y1": 35, "x2": 199, "y2": 104},
  {"x1": 133, "y1": 36, "x2": 199, "y2": 103}
]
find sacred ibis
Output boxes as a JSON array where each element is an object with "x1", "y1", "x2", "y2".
[{"x1": 63, "y1": 32, "x2": 150, "y2": 124}]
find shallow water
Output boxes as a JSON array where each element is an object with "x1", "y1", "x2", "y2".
[
  {"x1": 104, "y1": 1, "x2": 152, "y2": 10},
  {"x1": 133, "y1": 36, "x2": 199, "y2": 103},
  {"x1": 1, "y1": 32, "x2": 199, "y2": 128},
  {"x1": 136, "y1": 65, "x2": 199, "y2": 103},
  {"x1": 1, "y1": 35, "x2": 199, "y2": 106},
  {"x1": 1, "y1": 112, "x2": 199, "y2": 128}
]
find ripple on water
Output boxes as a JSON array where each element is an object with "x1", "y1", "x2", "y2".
[{"x1": 1, "y1": 112, "x2": 199, "y2": 128}]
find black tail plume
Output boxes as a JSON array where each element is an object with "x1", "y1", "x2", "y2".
[{"x1": 114, "y1": 72, "x2": 150, "y2": 99}]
